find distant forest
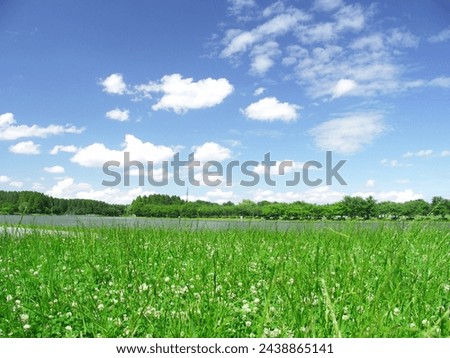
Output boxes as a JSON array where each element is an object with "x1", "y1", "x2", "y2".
[{"x1": 1, "y1": 190, "x2": 449, "y2": 220}]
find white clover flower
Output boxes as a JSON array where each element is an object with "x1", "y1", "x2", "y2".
[
  {"x1": 97, "y1": 303, "x2": 105, "y2": 311},
  {"x1": 65, "y1": 326, "x2": 72, "y2": 331},
  {"x1": 6, "y1": 295, "x2": 13, "y2": 302},
  {"x1": 421, "y1": 319, "x2": 429, "y2": 326},
  {"x1": 23, "y1": 324, "x2": 31, "y2": 330},
  {"x1": 242, "y1": 303, "x2": 252, "y2": 313},
  {"x1": 342, "y1": 314, "x2": 350, "y2": 321},
  {"x1": 288, "y1": 278, "x2": 294, "y2": 285},
  {"x1": 164, "y1": 277, "x2": 170, "y2": 283},
  {"x1": 245, "y1": 321, "x2": 252, "y2": 327},
  {"x1": 393, "y1": 308, "x2": 400, "y2": 316},
  {"x1": 409, "y1": 323, "x2": 416, "y2": 328},
  {"x1": 20, "y1": 314, "x2": 29, "y2": 322}
]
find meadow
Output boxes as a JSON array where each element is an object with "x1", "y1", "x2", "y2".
[{"x1": 0, "y1": 221, "x2": 449, "y2": 338}]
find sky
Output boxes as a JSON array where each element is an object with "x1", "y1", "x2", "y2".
[{"x1": 0, "y1": 0, "x2": 449, "y2": 205}]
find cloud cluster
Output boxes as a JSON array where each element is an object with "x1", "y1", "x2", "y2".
[
  {"x1": 71, "y1": 134, "x2": 175, "y2": 168},
  {"x1": 218, "y1": 1, "x2": 448, "y2": 99},
  {"x1": 100, "y1": 73, "x2": 234, "y2": 114}
]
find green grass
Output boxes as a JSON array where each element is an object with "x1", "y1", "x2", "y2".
[{"x1": 0, "y1": 222, "x2": 449, "y2": 338}]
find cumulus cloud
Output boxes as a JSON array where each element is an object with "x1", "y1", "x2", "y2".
[
  {"x1": 71, "y1": 134, "x2": 175, "y2": 167},
  {"x1": 251, "y1": 186, "x2": 346, "y2": 204},
  {"x1": 190, "y1": 189, "x2": 236, "y2": 204},
  {"x1": 9, "y1": 141, "x2": 41, "y2": 155},
  {"x1": 0, "y1": 175, "x2": 11, "y2": 183},
  {"x1": 242, "y1": 97, "x2": 300, "y2": 122},
  {"x1": 136, "y1": 74, "x2": 234, "y2": 114},
  {"x1": 49, "y1": 145, "x2": 78, "y2": 155},
  {"x1": 192, "y1": 142, "x2": 232, "y2": 162},
  {"x1": 105, "y1": 108, "x2": 129, "y2": 122},
  {"x1": 428, "y1": 27, "x2": 450, "y2": 43},
  {"x1": 9, "y1": 181, "x2": 23, "y2": 188},
  {"x1": 0, "y1": 113, "x2": 84, "y2": 141},
  {"x1": 44, "y1": 165, "x2": 65, "y2": 174},
  {"x1": 441, "y1": 150, "x2": 450, "y2": 157},
  {"x1": 352, "y1": 189, "x2": 423, "y2": 203},
  {"x1": 46, "y1": 178, "x2": 156, "y2": 204},
  {"x1": 309, "y1": 113, "x2": 385, "y2": 154},
  {"x1": 100, "y1": 73, "x2": 127, "y2": 94},
  {"x1": 365, "y1": 179, "x2": 375, "y2": 188}
]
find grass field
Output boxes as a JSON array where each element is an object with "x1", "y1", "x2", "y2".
[{"x1": 0, "y1": 222, "x2": 449, "y2": 338}]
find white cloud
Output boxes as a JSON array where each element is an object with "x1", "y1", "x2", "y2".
[
  {"x1": 309, "y1": 113, "x2": 385, "y2": 154},
  {"x1": 441, "y1": 150, "x2": 450, "y2": 157},
  {"x1": 71, "y1": 134, "x2": 175, "y2": 168},
  {"x1": 428, "y1": 77, "x2": 450, "y2": 88},
  {"x1": 101, "y1": 73, "x2": 127, "y2": 94},
  {"x1": 331, "y1": 78, "x2": 358, "y2": 98},
  {"x1": 192, "y1": 142, "x2": 232, "y2": 162},
  {"x1": 137, "y1": 74, "x2": 234, "y2": 114},
  {"x1": 251, "y1": 186, "x2": 346, "y2": 204},
  {"x1": 49, "y1": 145, "x2": 78, "y2": 155},
  {"x1": 227, "y1": 0, "x2": 256, "y2": 17},
  {"x1": 46, "y1": 178, "x2": 155, "y2": 204},
  {"x1": 242, "y1": 96, "x2": 300, "y2": 122},
  {"x1": 249, "y1": 41, "x2": 280, "y2": 75},
  {"x1": 403, "y1": 149, "x2": 433, "y2": 158},
  {"x1": 380, "y1": 159, "x2": 399, "y2": 168},
  {"x1": 313, "y1": 0, "x2": 343, "y2": 12},
  {"x1": 221, "y1": 8, "x2": 310, "y2": 58},
  {"x1": 105, "y1": 108, "x2": 129, "y2": 122},
  {"x1": 0, "y1": 112, "x2": 84, "y2": 141},
  {"x1": 9, "y1": 141, "x2": 41, "y2": 155},
  {"x1": 0, "y1": 175, "x2": 11, "y2": 183},
  {"x1": 9, "y1": 181, "x2": 23, "y2": 188},
  {"x1": 428, "y1": 27, "x2": 450, "y2": 43},
  {"x1": 387, "y1": 28, "x2": 419, "y2": 48},
  {"x1": 219, "y1": 2, "x2": 446, "y2": 99},
  {"x1": 352, "y1": 189, "x2": 423, "y2": 203},
  {"x1": 253, "y1": 87, "x2": 266, "y2": 96},
  {"x1": 44, "y1": 166, "x2": 65, "y2": 174},
  {"x1": 365, "y1": 179, "x2": 375, "y2": 188}
]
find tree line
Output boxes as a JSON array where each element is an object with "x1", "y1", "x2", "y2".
[
  {"x1": 0, "y1": 190, "x2": 449, "y2": 220},
  {"x1": 0, "y1": 190, "x2": 125, "y2": 216}
]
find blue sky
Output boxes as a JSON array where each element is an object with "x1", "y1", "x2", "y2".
[{"x1": 0, "y1": 0, "x2": 449, "y2": 204}]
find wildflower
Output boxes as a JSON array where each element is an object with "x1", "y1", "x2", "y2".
[
  {"x1": 393, "y1": 308, "x2": 400, "y2": 316},
  {"x1": 242, "y1": 303, "x2": 252, "y2": 313},
  {"x1": 6, "y1": 295, "x2": 13, "y2": 302},
  {"x1": 97, "y1": 303, "x2": 105, "y2": 311},
  {"x1": 138, "y1": 283, "x2": 149, "y2": 292},
  {"x1": 23, "y1": 324, "x2": 31, "y2": 331},
  {"x1": 20, "y1": 314, "x2": 29, "y2": 323},
  {"x1": 65, "y1": 326, "x2": 72, "y2": 331},
  {"x1": 421, "y1": 319, "x2": 429, "y2": 326},
  {"x1": 342, "y1": 314, "x2": 350, "y2": 321},
  {"x1": 164, "y1": 277, "x2": 170, "y2": 283},
  {"x1": 245, "y1": 321, "x2": 252, "y2": 327},
  {"x1": 288, "y1": 278, "x2": 294, "y2": 285}
]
